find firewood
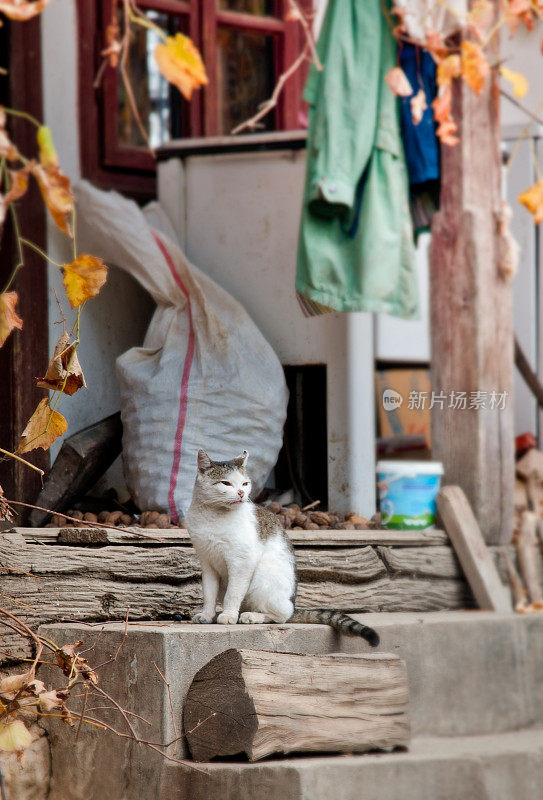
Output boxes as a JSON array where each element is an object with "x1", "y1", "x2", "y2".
[
  {"x1": 501, "y1": 549, "x2": 529, "y2": 612},
  {"x1": 517, "y1": 511, "x2": 543, "y2": 607},
  {"x1": 183, "y1": 649, "x2": 410, "y2": 763}
]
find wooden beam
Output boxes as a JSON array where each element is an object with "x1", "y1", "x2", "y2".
[
  {"x1": 183, "y1": 649, "x2": 410, "y2": 762},
  {"x1": 0, "y1": 16, "x2": 49, "y2": 518},
  {"x1": 430, "y1": 19, "x2": 514, "y2": 545},
  {"x1": 14, "y1": 526, "x2": 449, "y2": 547},
  {"x1": 437, "y1": 485, "x2": 512, "y2": 612}
]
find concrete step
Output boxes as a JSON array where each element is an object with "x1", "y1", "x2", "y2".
[
  {"x1": 40, "y1": 612, "x2": 543, "y2": 800},
  {"x1": 168, "y1": 728, "x2": 543, "y2": 800}
]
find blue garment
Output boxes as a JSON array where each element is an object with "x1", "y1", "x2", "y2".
[{"x1": 399, "y1": 45, "x2": 439, "y2": 186}]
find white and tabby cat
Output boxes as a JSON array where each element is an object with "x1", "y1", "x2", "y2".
[{"x1": 185, "y1": 449, "x2": 379, "y2": 646}]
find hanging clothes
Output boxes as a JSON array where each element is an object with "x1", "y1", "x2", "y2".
[
  {"x1": 399, "y1": 43, "x2": 440, "y2": 241},
  {"x1": 296, "y1": 0, "x2": 419, "y2": 318}
]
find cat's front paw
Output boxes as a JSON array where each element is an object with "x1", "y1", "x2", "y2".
[
  {"x1": 217, "y1": 610, "x2": 239, "y2": 625},
  {"x1": 192, "y1": 612, "x2": 215, "y2": 624}
]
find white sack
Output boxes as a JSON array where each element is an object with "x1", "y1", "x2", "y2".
[{"x1": 74, "y1": 181, "x2": 288, "y2": 522}]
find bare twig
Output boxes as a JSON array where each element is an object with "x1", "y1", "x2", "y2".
[
  {"x1": 4, "y1": 500, "x2": 165, "y2": 542},
  {"x1": 301, "y1": 499, "x2": 320, "y2": 512},
  {"x1": 0, "y1": 448, "x2": 44, "y2": 478},
  {"x1": 500, "y1": 89, "x2": 543, "y2": 128},
  {"x1": 153, "y1": 661, "x2": 179, "y2": 752},
  {"x1": 288, "y1": 0, "x2": 322, "y2": 69},
  {"x1": 232, "y1": 44, "x2": 310, "y2": 134}
]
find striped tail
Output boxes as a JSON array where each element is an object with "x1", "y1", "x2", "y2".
[{"x1": 290, "y1": 609, "x2": 379, "y2": 647}]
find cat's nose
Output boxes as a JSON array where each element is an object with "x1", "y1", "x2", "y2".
[{"x1": 238, "y1": 489, "x2": 244, "y2": 498}]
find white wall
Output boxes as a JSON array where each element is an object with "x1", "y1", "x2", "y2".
[{"x1": 40, "y1": 0, "x2": 154, "y2": 497}]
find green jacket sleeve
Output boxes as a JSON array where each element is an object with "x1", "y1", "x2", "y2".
[{"x1": 304, "y1": 0, "x2": 383, "y2": 220}]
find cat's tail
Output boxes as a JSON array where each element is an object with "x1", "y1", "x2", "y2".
[{"x1": 290, "y1": 609, "x2": 379, "y2": 647}]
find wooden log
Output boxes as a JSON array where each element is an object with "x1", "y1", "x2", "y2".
[
  {"x1": 14, "y1": 526, "x2": 449, "y2": 547},
  {"x1": 517, "y1": 511, "x2": 543, "y2": 607},
  {"x1": 28, "y1": 413, "x2": 123, "y2": 527},
  {"x1": 437, "y1": 486, "x2": 512, "y2": 612},
  {"x1": 295, "y1": 547, "x2": 386, "y2": 583},
  {"x1": 183, "y1": 649, "x2": 410, "y2": 762},
  {"x1": 378, "y1": 546, "x2": 462, "y2": 580},
  {"x1": 429, "y1": 22, "x2": 514, "y2": 545},
  {"x1": 296, "y1": 577, "x2": 472, "y2": 612}
]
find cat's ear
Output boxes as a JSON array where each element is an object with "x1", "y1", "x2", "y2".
[
  {"x1": 197, "y1": 449, "x2": 212, "y2": 473},
  {"x1": 232, "y1": 450, "x2": 248, "y2": 469}
]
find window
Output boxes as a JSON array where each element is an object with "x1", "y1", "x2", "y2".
[{"x1": 78, "y1": 0, "x2": 309, "y2": 197}]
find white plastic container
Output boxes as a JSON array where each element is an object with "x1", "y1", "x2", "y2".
[{"x1": 376, "y1": 460, "x2": 444, "y2": 530}]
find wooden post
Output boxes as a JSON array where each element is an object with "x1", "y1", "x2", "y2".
[
  {"x1": 183, "y1": 649, "x2": 410, "y2": 762},
  {"x1": 430, "y1": 20, "x2": 514, "y2": 545}
]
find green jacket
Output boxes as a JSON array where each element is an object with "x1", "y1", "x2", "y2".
[{"x1": 296, "y1": 0, "x2": 419, "y2": 318}]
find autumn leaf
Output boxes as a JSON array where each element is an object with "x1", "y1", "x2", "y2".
[
  {"x1": 18, "y1": 397, "x2": 67, "y2": 454},
  {"x1": 437, "y1": 119, "x2": 460, "y2": 147},
  {"x1": 0, "y1": 670, "x2": 33, "y2": 695},
  {"x1": 32, "y1": 163, "x2": 73, "y2": 237},
  {"x1": 519, "y1": 180, "x2": 543, "y2": 223},
  {"x1": 62, "y1": 254, "x2": 108, "y2": 309},
  {"x1": 154, "y1": 33, "x2": 208, "y2": 101},
  {"x1": 0, "y1": 165, "x2": 31, "y2": 226},
  {"x1": 37, "y1": 125, "x2": 58, "y2": 169},
  {"x1": 384, "y1": 67, "x2": 413, "y2": 97},
  {"x1": 0, "y1": 720, "x2": 33, "y2": 754},
  {"x1": 56, "y1": 642, "x2": 98, "y2": 684},
  {"x1": 505, "y1": 0, "x2": 534, "y2": 34},
  {"x1": 436, "y1": 55, "x2": 461, "y2": 88},
  {"x1": 425, "y1": 30, "x2": 448, "y2": 60},
  {"x1": 0, "y1": 0, "x2": 50, "y2": 21},
  {"x1": 467, "y1": 0, "x2": 494, "y2": 40},
  {"x1": 499, "y1": 65, "x2": 529, "y2": 99},
  {"x1": 411, "y1": 89, "x2": 427, "y2": 125},
  {"x1": 37, "y1": 332, "x2": 86, "y2": 395},
  {"x1": 461, "y1": 41, "x2": 489, "y2": 96},
  {"x1": 0, "y1": 291, "x2": 23, "y2": 348},
  {"x1": 432, "y1": 87, "x2": 453, "y2": 123},
  {"x1": 37, "y1": 689, "x2": 67, "y2": 712},
  {"x1": 0, "y1": 107, "x2": 19, "y2": 162}
]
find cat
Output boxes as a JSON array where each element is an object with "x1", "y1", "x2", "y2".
[{"x1": 185, "y1": 449, "x2": 379, "y2": 646}]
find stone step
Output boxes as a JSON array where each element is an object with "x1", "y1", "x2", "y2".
[
  {"x1": 168, "y1": 728, "x2": 543, "y2": 800},
  {"x1": 40, "y1": 611, "x2": 543, "y2": 800}
]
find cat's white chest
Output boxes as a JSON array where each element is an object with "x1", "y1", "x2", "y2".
[{"x1": 187, "y1": 505, "x2": 260, "y2": 579}]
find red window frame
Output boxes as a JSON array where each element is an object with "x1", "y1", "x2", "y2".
[{"x1": 78, "y1": 0, "x2": 310, "y2": 199}]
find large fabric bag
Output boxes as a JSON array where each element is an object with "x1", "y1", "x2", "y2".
[{"x1": 75, "y1": 181, "x2": 288, "y2": 521}]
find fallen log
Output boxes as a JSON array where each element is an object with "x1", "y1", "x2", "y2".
[{"x1": 183, "y1": 648, "x2": 410, "y2": 762}]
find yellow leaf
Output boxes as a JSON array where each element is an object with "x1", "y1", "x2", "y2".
[
  {"x1": 62, "y1": 254, "x2": 108, "y2": 309},
  {"x1": 385, "y1": 67, "x2": 413, "y2": 97},
  {"x1": 18, "y1": 398, "x2": 67, "y2": 454},
  {"x1": 499, "y1": 65, "x2": 529, "y2": 99},
  {"x1": 0, "y1": 720, "x2": 33, "y2": 753},
  {"x1": 437, "y1": 55, "x2": 461, "y2": 89},
  {"x1": 32, "y1": 162, "x2": 73, "y2": 237},
  {"x1": 37, "y1": 331, "x2": 86, "y2": 395},
  {"x1": 154, "y1": 33, "x2": 208, "y2": 101},
  {"x1": 0, "y1": 291, "x2": 23, "y2": 348},
  {"x1": 0, "y1": 0, "x2": 51, "y2": 21},
  {"x1": 37, "y1": 125, "x2": 58, "y2": 169},
  {"x1": 519, "y1": 180, "x2": 543, "y2": 224},
  {"x1": 461, "y1": 41, "x2": 489, "y2": 96}
]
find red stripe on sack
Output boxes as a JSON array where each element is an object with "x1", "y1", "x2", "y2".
[{"x1": 152, "y1": 231, "x2": 195, "y2": 524}]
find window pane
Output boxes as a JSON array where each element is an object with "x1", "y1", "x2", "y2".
[
  {"x1": 218, "y1": 0, "x2": 276, "y2": 14},
  {"x1": 217, "y1": 28, "x2": 275, "y2": 135},
  {"x1": 117, "y1": 11, "x2": 173, "y2": 149}
]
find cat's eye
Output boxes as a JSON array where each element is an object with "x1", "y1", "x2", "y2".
[
  {"x1": 242, "y1": 482, "x2": 249, "y2": 487},
  {"x1": 220, "y1": 481, "x2": 232, "y2": 486}
]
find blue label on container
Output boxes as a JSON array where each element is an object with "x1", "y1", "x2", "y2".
[{"x1": 377, "y1": 471, "x2": 442, "y2": 530}]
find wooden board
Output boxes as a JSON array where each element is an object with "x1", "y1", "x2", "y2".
[
  {"x1": 183, "y1": 649, "x2": 410, "y2": 762},
  {"x1": 429, "y1": 30, "x2": 514, "y2": 546},
  {"x1": 0, "y1": 532, "x2": 473, "y2": 652},
  {"x1": 13, "y1": 527, "x2": 449, "y2": 547},
  {"x1": 437, "y1": 486, "x2": 512, "y2": 612}
]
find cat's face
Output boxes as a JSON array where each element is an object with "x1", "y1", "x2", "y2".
[{"x1": 195, "y1": 449, "x2": 252, "y2": 509}]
